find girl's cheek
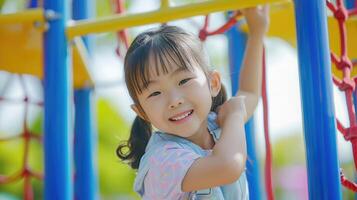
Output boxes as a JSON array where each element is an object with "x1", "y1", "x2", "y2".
[
  {"x1": 149, "y1": 97, "x2": 165, "y2": 109},
  {"x1": 186, "y1": 81, "x2": 205, "y2": 94}
]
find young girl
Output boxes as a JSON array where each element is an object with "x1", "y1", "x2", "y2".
[{"x1": 117, "y1": 6, "x2": 269, "y2": 200}]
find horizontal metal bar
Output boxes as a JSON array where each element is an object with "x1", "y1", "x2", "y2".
[{"x1": 67, "y1": 0, "x2": 288, "y2": 38}]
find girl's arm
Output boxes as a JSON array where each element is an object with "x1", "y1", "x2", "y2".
[
  {"x1": 181, "y1": 6, "x2": 269, "y2": 193},
  {"x1": 236, "y1": 6, "x2": 269, "y2": 122},
  {"x1": 182, "y1": 97, "x2": 247, "y2": 192}
]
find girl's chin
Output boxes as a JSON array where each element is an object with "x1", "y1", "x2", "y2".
[{"x1": 173, "y1": 128, "x2": 200, "y2": 138}]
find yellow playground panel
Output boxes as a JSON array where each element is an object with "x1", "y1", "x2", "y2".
[
  {"x1": 0, "y1": 9, "x2": 93, "y2": 89},
  {"x1": 241, "y1": 2, "x2": 357, "y2": 80},
  {"x1": 0, "y1": 1, "x2": 356, "y2": 85}
]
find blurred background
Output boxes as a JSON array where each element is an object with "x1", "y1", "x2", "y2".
[{"x1": 0, "y1": 0, "x2": 355, "y2": 199}]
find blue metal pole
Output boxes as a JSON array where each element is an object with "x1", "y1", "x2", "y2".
[
  {"x1": 72, "y1": 0, "x2": 98, "y2": 199},
  {"x1": 28, "y1": 0, "x2": 37, "y2": 8},
  {"x1": 72, "y1": 0, "x2": 94, "y2": 51},
  {"x1": 43, "y1": 0, "x2": 72, "y2": 199},
  {"x1": 345, "y1": 0, "x2": 355, "y2": 9},
  {"x1": 74, "y1": 90, "x2": 98, "y2": 200},
  {"x1": 227, "y1": 24, "x2": 262, "y2": 200},
  {"x1": 294, "y1": 0, "x2": 342, "y2": 199}
]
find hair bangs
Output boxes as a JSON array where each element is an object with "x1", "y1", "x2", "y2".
[
  {"x1": 128, "y1": 35, "x2": 198, "y2": 95},
  {"x1": 125, "y1": 42, "x2": 152, "y2": 95}
]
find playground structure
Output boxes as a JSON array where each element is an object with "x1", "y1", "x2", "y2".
[{"x1": 0, "y1": 0, "x2": 356, "y2": 199}]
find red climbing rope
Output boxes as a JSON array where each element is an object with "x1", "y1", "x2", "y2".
[
  {"x1": 112, "y1": 0, "x2": 129, "y2": 57},
  {"x1": 262, "y1": 48, "x2": 274, "y2": 200},
  {"x1": 0, "y1": 75, "x2": 43, "y2": 200},
  {"x1": 198, "y1": 11, "x2": 242, "y2": 41},
  {"x1": 327, "y1": 0, "x2": 357, "y2": 192}
]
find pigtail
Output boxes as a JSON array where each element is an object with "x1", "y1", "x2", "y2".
[
  {"x1": 116, "y1": 116, "x2": 152, "y2": 170},
  {"x1": 211, "y1": 84, "x2": 227, "y2": 113}
]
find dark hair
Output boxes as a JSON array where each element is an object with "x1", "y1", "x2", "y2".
[{"x1": 116, "y1": 25, "x2": 227, "y2": 169}]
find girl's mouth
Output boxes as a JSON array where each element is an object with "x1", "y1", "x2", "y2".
[{"x1": 169, "y1": 110, "x2": 194, "y2": 123}]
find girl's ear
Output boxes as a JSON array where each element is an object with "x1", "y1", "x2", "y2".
[
  {"x1": 130, "y1": 104, "x2": 148, "y2": 121},
  {"x1": 209, "y1": 70, "x2": 222, "y2": 97}
]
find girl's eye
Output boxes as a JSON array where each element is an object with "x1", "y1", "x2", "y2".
[
  {"x1": 148, "y1": 91, "x2": 161, "y2": 98},
  {"x1": 179, "y1": 78, "x2": 191, "y2": 86}
]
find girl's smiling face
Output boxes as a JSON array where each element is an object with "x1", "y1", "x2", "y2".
[
  {"x1": 125, "y1": 26, "x2": 222, "y2": 139},
  {"x1": 120, "y1": 25, "x2": 226, "y2": 169},
  {"x1": 133, "y1": 63, "x2": 218, "y2": 138}
]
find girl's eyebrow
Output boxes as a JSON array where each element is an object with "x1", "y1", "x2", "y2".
[
  {"x1": 144, "y1": 67, "x2": 190, "y2": 89},
  {"x1": 170, "y1": 67, "x2": 191, "y2": 78}
]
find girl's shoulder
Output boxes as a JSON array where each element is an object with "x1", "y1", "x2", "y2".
[
  {"x1": 145, "y1": 131, "x2": 191, "y2": 152},
  {"x1": 134, "y1": 132, "x2": 202, "y2": 198},
  {"x1": 141, "y1": 131, "x2": 200, "y2": 170}
]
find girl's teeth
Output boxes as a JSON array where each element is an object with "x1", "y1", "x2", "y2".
[
  {"x1": 173, "y1": 112, "x2": 189, "y2": 120},
  {"x1": 171, "y1": 111, "x2": 192, "y2": 121}
]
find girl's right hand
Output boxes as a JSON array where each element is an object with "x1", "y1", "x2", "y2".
[
  {"x1": 215, "y1": 96, "x2": 247, "y2": 127},
  {"x1": 242, "y1": 5, "x2": 270, "y2": 38}
]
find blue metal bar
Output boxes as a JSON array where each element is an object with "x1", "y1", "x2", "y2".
[
  {"x1": 345, "y1": 0, "x2": 355, "y2": 9},
  {"x1": 74, "y1": 89, "x2": 98, "y2": 200},
  {"x1": 72, "y1": 0, "x2": 94, "y2": 52},
  {"x1": 28, "y1": 0, "x2": 38, "y2": 8},
  {"x1": 227, "y1": 23, "x2": 262, "y2": 200},
  {"x1": 72, "y1": 0, "x2": 98, "y2": 199},
  {"x1": 294, "y1": 0, "x2": 342, "y2": 199},
  {"x1": 43, "y1": 0, "x2": 72, "y2": 199}
]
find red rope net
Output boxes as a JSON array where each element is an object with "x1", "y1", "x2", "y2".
[
  {"x1": 0, "y1": 75, "x2": 43, "y2": 200},
  {"x1": 326, "y1": 0, "x2": 357, "y2": 192}
]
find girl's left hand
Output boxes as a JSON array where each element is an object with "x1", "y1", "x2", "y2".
[{"x1": 242, "y1": 5, "x2": 270, "y2": 38}]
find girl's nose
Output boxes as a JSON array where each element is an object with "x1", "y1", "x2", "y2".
[
  {"x1": 169, "y1": 100, "x2": 183, "y2": 109},
  {"x1": 168, "y1": 94, "x2": 184, "y2": 109}
]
